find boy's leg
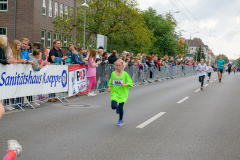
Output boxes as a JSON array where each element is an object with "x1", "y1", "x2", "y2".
[
  {"x1": 201, "y1": 76, "x2": 205, "y2": 87},
  {"x1": 119, "y1": 103, "x2": 124, "y2": 121}
]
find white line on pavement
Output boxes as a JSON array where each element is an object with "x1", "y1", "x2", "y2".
[
  {"x1": 177, "y1": 96, "x2": 189, "y2": 104},
  {"x1": 195, "y1": 89, "x2": 200, "y2": 92},
  {"x1": 204, "y1": 84, "x2": 209, "y2": 87},
  {"x1": 210, "y1": 81, "x2": 213, "y2": 83},
  {"x1": 214, "y1": 79, "x2": 216, "y2": 80},
  {"x1": 136, "y1": 112, "x2": 166, "y2": 129}
]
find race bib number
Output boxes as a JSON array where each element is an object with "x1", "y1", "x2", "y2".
[{"x1": 113, "y1": 79, "x2": 123, "y2": 86}]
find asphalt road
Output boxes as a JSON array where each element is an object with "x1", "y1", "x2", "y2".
[{"x1": 1, "y1": 72, "x2": 240, "y2": 160}]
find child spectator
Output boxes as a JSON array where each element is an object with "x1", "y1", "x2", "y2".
[
  {"x1": 28, "y1": 49, "x2": 47, "y2": 71},
  {"x1": 87, "y1": 49, "x2": 102, "y2": 96},
  {"x1": 6, "y1": 40, "x2": 26, "y2": 63}
]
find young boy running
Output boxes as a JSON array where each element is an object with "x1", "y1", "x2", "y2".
[
  {"x1": 216, "y1": 56, "x2": 225, "y2": 82},
  {"x1": 196, "y1": 59, "x2": 208, "y2": 90},
  {"x1": 0, "y1": 102, "x2": 22, "y2": 160},
  {"x1": 107, "y1": 59, "x2": 133, "y2": 126}
]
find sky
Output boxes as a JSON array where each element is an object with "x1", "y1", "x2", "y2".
[{"x1": 137, "y1": 0, "x2": 240, "y2": 59}]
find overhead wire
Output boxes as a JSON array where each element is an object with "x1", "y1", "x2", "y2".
[
  {"x1": 168, "y1": 0, "x2": 211, "y2": 36},
  {"x1": 178, "y1": 0, "x2": 211, "y2": 35}
]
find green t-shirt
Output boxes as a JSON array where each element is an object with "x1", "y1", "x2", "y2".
[{"x1": 108, "y1": 71, "x2": 133, "y2": 103}]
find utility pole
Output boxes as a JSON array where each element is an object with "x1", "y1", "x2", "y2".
[{"x1": 72, "y1": 0, "x2": 77, "y2": 46}]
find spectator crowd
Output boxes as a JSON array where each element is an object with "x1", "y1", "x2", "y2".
[{"x1": 0, "y1": 35, "x2": 220, "y2": 111}]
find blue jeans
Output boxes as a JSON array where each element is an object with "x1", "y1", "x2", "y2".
[{"x1": 111, "y1": 100, "x2": 124, "y2": 120}]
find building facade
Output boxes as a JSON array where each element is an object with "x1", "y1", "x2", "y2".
[
  {"x1": 0, "y1": 0, "x2": 76, "y2": 50},
  {"x1": 185, "y1": 38, "x2": 210, "y2": 62}
]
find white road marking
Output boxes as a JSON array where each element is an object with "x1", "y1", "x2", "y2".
[
  {"x1": 177, "y1": 96, "x2": 189, "y2": 104},
  {"x1": 195, "y1": 89, "x2": 200, "y2": 92},
  {"x1": 214, "y1": 79, "x2": 216, "y2": 80},
  {"x1": 136, "y1": 112, "x2": 166, "y2": 129},
  {"x1": 210, "y1": 81, "x2": 213, "y2": 83},
  {"x1": 204, "y1": 84, "x2": 209, "y2": 87}
]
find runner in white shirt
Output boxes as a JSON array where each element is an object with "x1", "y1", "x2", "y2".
[
  {"x1": 207, "y1": 63, "x2": 212, "y2": 82},
  {"x1": 196, "y1": 59, "x2": 208, "y2": 90}
]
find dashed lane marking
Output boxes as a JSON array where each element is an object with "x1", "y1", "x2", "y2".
[
  {"x1": 136, "y1": 112, "x2": 166, "y2": 129},
  {"x1": 195, "y1": 89, "x2": 200, "y2": 92},
  {"x1": 177, "y1": 96, "x2": 189, "y2": 104},
  {"x1": 204, "y1": 84, "x2": 209, "y2": 87}
]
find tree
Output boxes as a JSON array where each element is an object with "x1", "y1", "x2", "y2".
[
  {"x1": 177, "y1": 39, "x2": 188, "y2": 57},
  {"x1": 194, "y1": 45, "x2": 205, "y2": 62},
  {"x1": 142, "y1": 8, "x2": 179, "y2": 56},
  {"x1": 215, "y1": 54, "x2": 229, "y2": 63},
  {"x1": 52, "y1": 0, "x2": 153, "y2": 53}
]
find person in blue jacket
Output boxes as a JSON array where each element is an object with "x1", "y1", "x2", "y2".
[{"x1": 71, "y1": 46, "x2": 87, "y2": 65}]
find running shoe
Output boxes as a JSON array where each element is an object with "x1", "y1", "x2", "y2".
[
  {"x1": 117, "y1": 120, "x2": 124, "y2": 126},
  {"x1": 219, "y1": 79, "x2": 221, "y2": 82},
  {"x1": 7, "y1": 140, "x2": 22, "y2": 157},
  {"x1": 91, "y1": 93, "x2": 97, "y2": 96}
]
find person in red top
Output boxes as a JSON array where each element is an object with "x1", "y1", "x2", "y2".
[{"x1": 233, "y1": 66, "x2": 236, "y2": 74}]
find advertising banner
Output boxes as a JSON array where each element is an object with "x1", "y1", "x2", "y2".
[
  {"x1": 68, "y1": 65, "x2": 88, "y2": 97},
  {"x1": 0, "y1": 64, "x2": 68, "y2": 99}
]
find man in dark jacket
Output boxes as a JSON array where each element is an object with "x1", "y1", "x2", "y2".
[{"x1": 48, "y1": 40, "x2": 68, "y2": 64}]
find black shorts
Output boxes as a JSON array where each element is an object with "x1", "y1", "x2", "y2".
[{"x1": 218, "y1": 69, "x2": 223, "y2": 73}]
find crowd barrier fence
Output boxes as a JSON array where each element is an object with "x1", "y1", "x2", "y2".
[{"x1": 0, "y1": 64, "x2": 197, "y2": 111}]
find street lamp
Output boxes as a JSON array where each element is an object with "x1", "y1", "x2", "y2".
[
  {"x1": 173, "y1": 11, "x2": 180, "y2": 13},
  {"x1": 82, "y1": 1, "x2": 89, "y2": 49},
  {"x1": 188, "y1": 31, "x2": 199, "y2": 60}
]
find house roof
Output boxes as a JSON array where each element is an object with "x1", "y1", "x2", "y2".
[{"x1": 186, "y1": 38, "x2": 204, "y2": 47}]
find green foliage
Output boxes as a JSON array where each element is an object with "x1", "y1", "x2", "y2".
[
  {"x1": 194, "y1": 45, "x2": 205, "y2": 62},
  {"x1": 52, "y1": 0, "x2": 153, "y2": 53},
  {"x1": 215, "y1": 54, "x2": 229, "y2": 63},
  {"x1": 142, "y1": 8, "x2": 179, "y2": 56},
  {"x1": 177, "y1": 40, "x2": 188, "y2": 57}
]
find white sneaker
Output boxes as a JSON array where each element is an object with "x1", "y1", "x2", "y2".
[
  {"x1": 31, "y1": 102, "x2": 40, "y2": 106},
  {"x1": 4, "y1": 106, "x2": 13, "y2": 111},
  {"x1": 91, "y1": 93, "x2": 96, "y2": 96},
  {"x1": 7, "y1": 140, "x2": 22, "y2": 157},
  {"x1": 88, "y1": 93, "x2": 95, "y2": 96}
]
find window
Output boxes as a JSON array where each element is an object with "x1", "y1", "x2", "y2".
[
  {"x1": 42, "y1": 0, "x2": 46, "y2": 15},
  {"x1": 60, "y1": 4, "x2": 63, "y2": 18},
  {"x1": 0, "y1": 27, "x2": 7, "y2": 36},
  {"x1": 64, "y1": 36, "x2": 67, "y2": 46},
  {"x1": 65, "y1": 5, "x2": 68, "y2": 19},
  {"x1": 47, "y1": 31, "x2": 51, "y2": 48},
  {"x1": 0, "y1": 0, "x2": 8, "y2": 11},
  {"x1": 49, "y1": 0, "x2": 52, "y2": 17},
  {"x1": 53, "y1": 33, "x2": 58, "y2": 41},
  {"x1": 54, "y1": 2, "x2": 58, "y2": 18},
  {"x1": 41, "y1": 30, "x2": 45, "y2": 47},
  {"x1": 69, "y1": 7, "x2": 73, "y2": 18}
]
